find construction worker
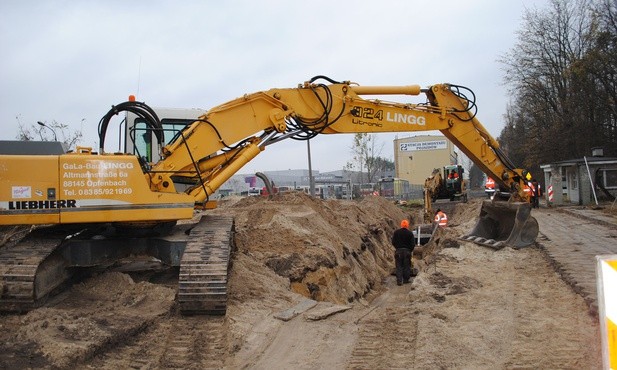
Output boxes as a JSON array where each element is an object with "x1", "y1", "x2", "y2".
[
  {"x1": 531, "y1": 178, "x2": 541, "y2": 208},
  {"x1": 391, "y1": 219, "x2": 416, "y2": 285},
  {"x1": 523, "y1": 182, "x2": 532, "y2": 197},
  {"x1": 485, "y1": 177, "x2": 496, "y2": 198},
  {"x1": 527, "y1": 180, "x2": 535, "y2": 208},
  {"x1": 434, "y1": 209, "x2": 448, "y2": 227}
]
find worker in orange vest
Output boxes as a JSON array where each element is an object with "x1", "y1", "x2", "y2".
[
  {"x1": 523, "y1": 182, "x2": 532, "y2": 197},
  {"x1": 530, "y1": 178, "x2": 540, "y2": 208},
  {"x1": 434, "y1": 209, "x2": 448, "y2": 227},
  {"x1": 485, "y1": 177, "x2": 496, "y2": 198}
]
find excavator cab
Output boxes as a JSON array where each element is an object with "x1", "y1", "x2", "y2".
[{"x1": 444, "y1": 165, "x2": 465, "y2": 198}]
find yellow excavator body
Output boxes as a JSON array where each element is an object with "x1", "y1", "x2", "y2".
[
  {"x1": 0, "y1": 76, "x2": 538, "y2": 313},
  {"x1": 1, "y1": 153, "x2": 194, "y2": 226}
]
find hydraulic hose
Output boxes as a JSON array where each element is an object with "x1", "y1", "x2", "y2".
[{"x1": 98, "y1": 101, "x2": 163, "y2": 153}]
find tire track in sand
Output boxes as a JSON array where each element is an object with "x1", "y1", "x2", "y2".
[
  {"x1": 346, "y1": 279, "x2": 418, "y2": 370},
  {"x1": 89, "y1": 315, "x2": 227, "y2": 369}
]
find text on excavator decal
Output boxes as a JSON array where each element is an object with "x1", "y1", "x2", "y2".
[
  {"x1": 351, "y1": 106, "x2": 426, "y2": 126},
  {"x1": 350, "y1": 106, "x2": 383, "y2": 127},
  {"x1": 8, "y1": 199, "x2": 77, "y2": 210},
  {"x1": 61, "y1": 160, "x2": 135, "y2": 197},
  {"x1": 62, "y1": 162, "x2": 134, "y2": 170}
]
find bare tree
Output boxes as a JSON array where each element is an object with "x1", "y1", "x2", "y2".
[
  {"x1": 583, "y1": 0, "x2": 617, "y2": 150},
  {"x1": 346, "y1": 133, "x2": 386, "y2": 183},
  {"x1": 499, "y1": 0, "x2": 617, "y2": 170},
  {"x1": 16, "y1": 117, "x2": 84, "y2": 150}
]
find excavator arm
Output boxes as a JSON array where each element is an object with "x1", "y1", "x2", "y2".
[
  {"x1": 3, "y1": 76, "x2": 537, "y2": 248},
  {"x1": 141, "y1": 77, "x2": 528, "y2": 205}
]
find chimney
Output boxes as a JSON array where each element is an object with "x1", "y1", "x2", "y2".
[{"x1": 591, "y1": 147, "x2": 604, "y2": 157}]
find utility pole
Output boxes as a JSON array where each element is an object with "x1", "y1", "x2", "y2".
[{"x1": 307, "y1": 139, "x2": 315, "y2": 197}]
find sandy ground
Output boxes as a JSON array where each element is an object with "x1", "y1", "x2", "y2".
[{"x1": 0, "y1": 193, "x2": 603, "y2": 369}]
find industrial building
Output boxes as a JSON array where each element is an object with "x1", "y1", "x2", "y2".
[
  {"x1": 393, "y1": 135, "x2": 458, "y2": 185},
  {"x1": 218, "y1": 135, "x2": 460, "y2": 198}
]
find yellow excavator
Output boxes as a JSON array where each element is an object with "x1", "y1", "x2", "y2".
[
  {"x1": 0, "y1": 76, "x2": 538, "y2": 314},
  {"x1": 423, "y1": 165, "x2": 467, "y2": 222}
]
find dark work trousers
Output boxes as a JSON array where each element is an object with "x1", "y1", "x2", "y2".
[{"x1": 395, "y1": 248, "x2": 412, "y2": 284}]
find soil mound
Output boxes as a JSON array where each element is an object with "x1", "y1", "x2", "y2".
[{"x1": 217, "y1": 192, "x2": 414, "y2": 304}]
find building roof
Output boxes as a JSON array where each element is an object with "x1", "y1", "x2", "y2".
[
  {"x1": 540, "y1": 156, "x2": 617, "y2": 169},
  {"x1": 0, "y1": 140, "x2": 67, "y2": 155}
]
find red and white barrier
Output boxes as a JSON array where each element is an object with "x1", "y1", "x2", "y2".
[{"x1": 547, "y1": 185, "x2": 554, "y2": 202}]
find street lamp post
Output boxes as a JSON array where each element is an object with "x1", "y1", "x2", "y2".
[{"x1": 37, "y1": 121, "x2": 58, "y2": 142}]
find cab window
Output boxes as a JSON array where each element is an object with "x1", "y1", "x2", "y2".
[{"x1": 133, "y1": 119, "x2": 193, "y2": 162}]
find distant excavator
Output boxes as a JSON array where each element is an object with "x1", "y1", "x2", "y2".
[
  {"x1": 423, "y1": 165, "x2": 467, "y2": 223},
  {"x1": 1, "y1": 76, "x2": 538, "y2": 313}
]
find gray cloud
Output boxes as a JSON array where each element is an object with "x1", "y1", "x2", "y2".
[{"x1": 0, "y1": 0, "x2": 546, "y2": 172}]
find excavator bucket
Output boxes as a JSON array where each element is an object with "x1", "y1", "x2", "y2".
[{"x1": 461, "y1": 200, "x2": 538, "y2": 249}]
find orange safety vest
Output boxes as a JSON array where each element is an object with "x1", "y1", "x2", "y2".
[
  {"x1": 485, "y1": 178, "x2": 495, "y2": 189},
  {"x1": 434, "y1": 211, "x2": 448, "y2": 227}
]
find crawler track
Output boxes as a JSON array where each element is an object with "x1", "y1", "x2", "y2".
[
  {"x1": 178, "y1": 215, "x2": 234, "y2": 315},
  {"x1": 1, "y1": 215, "x2": 235, "y2": 315},
  {"x1": 0, "y1": 227, "x2": 68, "y2": 312}
]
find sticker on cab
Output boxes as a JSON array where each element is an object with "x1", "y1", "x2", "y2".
[{"x1": 12, "y1": 186, "x2": 31, "y2": 199}]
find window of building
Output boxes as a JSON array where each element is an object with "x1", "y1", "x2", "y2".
[{"x1": 599, "y1": 169, "x2": 617, "y2": 189}]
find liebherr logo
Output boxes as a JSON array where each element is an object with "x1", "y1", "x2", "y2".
[
  {"x1": 351, "y1": 106, "x2": 426, "y2": 126},
  {"x1": 8, "y1": 199, "x2": 77, "y2": 209}
]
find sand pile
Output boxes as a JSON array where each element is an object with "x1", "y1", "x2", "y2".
[{"x1": 217, "y1": 192, "x2": 415, "y2": 305}]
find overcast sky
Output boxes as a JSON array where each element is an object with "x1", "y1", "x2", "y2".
[{"x1": 0, "y1": 1, "x2": 548, "y2": 174}]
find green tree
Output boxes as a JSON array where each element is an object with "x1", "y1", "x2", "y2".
[
  {"x1": 369, "y1": 156, "x2": 395, "y2": 175},
  {"x1": 468, "y1": 163, "x2": 485, "y2": 189}
]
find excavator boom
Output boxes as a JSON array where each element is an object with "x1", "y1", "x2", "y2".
[
  {"x1": 95, "y1": 78, "x2": 530, "y2": 206},
  {"x1": 0, "y1": 76, "x2": 538, "y2": 313}
]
